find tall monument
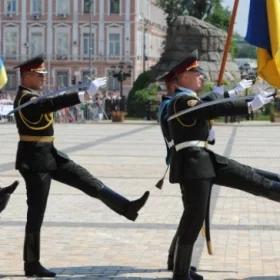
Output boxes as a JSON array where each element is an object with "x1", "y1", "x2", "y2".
[{"x1": 152, "y1": 16, "x2": 240, "y2": 82}]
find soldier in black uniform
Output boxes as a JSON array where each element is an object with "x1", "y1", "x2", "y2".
[
  {"x1": 13, "y1": 55, "x2": 150, "y2": 277},
  {"x1": 163, "y1": 55, "x2": 280, "y2": 280},
  {"x1": 158, "y1": 70, "x2": 202, "y2": 279},
  {"x1": 0, "y1": 181, "x2": 18, "y2": 213},
  {"x1": 158, "y1": 64, "x2": 225, "y2": 280}
]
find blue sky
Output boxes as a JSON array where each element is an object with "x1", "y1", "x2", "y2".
[{"x1": 221, "y1": 0, "x2": 250, "y2": 37}]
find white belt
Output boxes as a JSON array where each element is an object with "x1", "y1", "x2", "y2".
[{"x1": 175, "y1": 140, "x2": 206, "y2": 151}]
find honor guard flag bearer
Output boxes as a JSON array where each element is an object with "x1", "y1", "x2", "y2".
[
  {"x1": 0, "y1": 58, "x2": 8, "y2": 89},
  {"x1": 245, "y1": 0, "x2": 280, "y2": 88}
]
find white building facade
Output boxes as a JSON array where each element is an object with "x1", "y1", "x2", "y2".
[{"x1": 0, "y1": 0, "x2": 167, "y2": 96}]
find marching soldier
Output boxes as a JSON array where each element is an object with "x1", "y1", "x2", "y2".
[
  {"x1": 162, "y1": 53, "x2": 280, "y2": 280},
  {"x1": 13, "y1": 55, "x2": 149, "y2": 277},
  {"x1": 158, "y1": 69, "x2": 202, "y2": 280},
  {"x1": 157, "y1": 57, "x2": 253, "y2": 279}
]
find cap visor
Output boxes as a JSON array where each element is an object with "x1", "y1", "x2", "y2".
[{"x1": 35, "y1": 70, "x2": 48, "y2": 74}]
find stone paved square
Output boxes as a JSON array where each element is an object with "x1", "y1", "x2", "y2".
[{"x1": 0, "y1": 121, "x2": 280, "y2": 280}]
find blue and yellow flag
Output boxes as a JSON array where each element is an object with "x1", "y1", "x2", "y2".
[
  {"x1": 0, "y1": 58, "x2": 8, "y2": 90},
  {"x1": 245, "y1": 0, "x2": 280, "y2": 88}
]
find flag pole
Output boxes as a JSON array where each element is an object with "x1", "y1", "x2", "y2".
[{"x1": 217, "y1": 0, "x2": 240, "y2": 85}]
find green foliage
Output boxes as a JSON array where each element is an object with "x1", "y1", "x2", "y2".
[
  {"x1": 201, "y1": 81, "x2": 215, "y2": 92},
  {"x1": 231, "y1": 36, "x2": 238, "y2": 58},
  {"x1": 228, "y1": 35, "x2": 256, "y2": 59},
  {"x1": 127, "y1": 84, "x2": 159, "y2": 118},
  {"x1": 156, "y1": 0, "x2": 231, "y2": 31},
  {"x1": 205, "y1": 0, "x2": 231, "y2": 30},
  {"x1": 236, "y1": 44, "x2": 257, "y2": 59},
  {"x1": 127, "y1": 70, "x2": 156, "y2": 117},
  {"x1": 155, "y1": 0, "x2": 184, "y2": 26}
]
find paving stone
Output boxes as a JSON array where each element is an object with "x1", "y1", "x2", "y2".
[{"x1": 0, "y1": 122, "x2": 280, "y2": 279}]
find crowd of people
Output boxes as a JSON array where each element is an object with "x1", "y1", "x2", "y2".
[
  {"x1": 54, "y1": 91, "x2": 125, "y2": 122},
  {"x1": 0, "y1": 90, "x2": 126, "y2": 123}
]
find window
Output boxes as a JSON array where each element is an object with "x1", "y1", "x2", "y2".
[
  {"x1": 56, "y1": 71, "x2": 69, "y2": 87},
  {"x1": 107, "y1": 70, "x2": 120, "y2": 91},
  {"x1": 4, "y1": 28, "x2": 18, "y2": 58},
  {"x1": 110, "y1": 0, "x2": 120, "y2": 14},
  {"x1": 109, "y1": 33, "x2": 120, "y2": 57},
  {"x1": 31, "y1": 0, "x2": 42, "y2": 15},
  {"x1": 30, "y1": 32, "x2": 44, "y2": 56},
  {"x1": 82, "y1": 70, "x2": 95, "y2": 82},
  {"x1": 6, "y1": 0, "x2": 17, "y2": 15},
  {"x1": 83, "y1": 0, "x2": 94, "y2": 14},
  {"x1": 82, "y1": 32, "x2": 95, "y2": 58},
  {"x1": 6, "y1": 71, "x2": 17, "y2": 90},
  {"x1": 56, "y1": 0, "x2": 70, "y2": 15},
  {"x1": 56, "y1": 30, "x2": 69, "y2": 59}
]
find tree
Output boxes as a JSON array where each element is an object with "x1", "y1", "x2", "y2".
[
  {"x1": 204, "y1": 0, "x2": 231, "y2": 30},
  {"x1": 156, "y1": 0, "x2": 231, "y2": 31},
  {"x1": 156, "y1": 0, "x2": 185, "y2": 26},
  {"x1": 126, "y1": 70, "x2": 155, "y2": 117}
]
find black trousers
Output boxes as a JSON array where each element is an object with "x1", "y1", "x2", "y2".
[
  {"x1": 172, "y1": 158, "x2": 280, "y2": 279},
  {"x1": 20, "y1": 160, "x2": 104, "y2": 234},
  {"x1": 20, "y1": 159, "x2": 128, "y2": 262},
  {"x1": 177, "y1": 157, "x2": 280, "y2": 246}
]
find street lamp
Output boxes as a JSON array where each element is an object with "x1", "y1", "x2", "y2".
[
  {"x1": 89, "y1": 0, "x2": 94, "y2": 79},
  {"x1": 110, "y1": 62, "x2": 132, "y2": 98}
]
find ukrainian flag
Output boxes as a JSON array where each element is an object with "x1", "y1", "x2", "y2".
[
  {"x1": 245, "y1": 0, "x2": 280, "y2": 88},
  {"x1": 0, "y1": 58, "x2": 8, "y2": 90}
]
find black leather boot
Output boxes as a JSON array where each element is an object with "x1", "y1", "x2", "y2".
[
  {"x1": 98, "y1": 185, "x2": 149, "y2": 221},
  {"x1": 173, "y1": 244, "x2": 195, "y2": 280},
  {"x1": 190, "y1": 269, "x2": 203, "y2": 280},
  {"x1": 24, "y1": 262, "x2": 56, "y2": 277},
  {"x1": 24, "y1": 232, "x2": 56, "y2": 277},
  {"x1": 0, "y1": 180, "x2": 19, "y2": 213},
  {"x1": 167, "y1": 232, "x2": 197, "y2": 273},
  {"x1": 125, "y1": 191, "x2": 150, "y2": 220},
  {"x1": 265, "y1": 189, "x2": 280, "y2": 202},
  {"x1": 261, "y1": 180, "x2": 280, "y2": 203},
  {"x1": 254, "y1": 168, "x2": 280, "y2": 182}
]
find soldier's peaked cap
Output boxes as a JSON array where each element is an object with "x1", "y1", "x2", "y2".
[
  {"x1": 14, "y1": 55, "x2": 48, "y2": 74},
  {"x1": 157, "y1": 50, "x2": 204, "y2": 82},
  {"x1": 171, "y1": 50, "x2": 204, "y2": 76}
]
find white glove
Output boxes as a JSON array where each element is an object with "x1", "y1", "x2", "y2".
[
  {"x1": 253, "y1": 85, "x2": 274, "y2": 98},
  {"x1": 248, "y1": 94, "x2": 274, "y2": 112},
  {"x1": 228, "y1": 79, "x2": 253, "y2": 97},
  {"x1": 212, "y1": 86, "x2": 224, "y2": 96},
  {"x1": 87, "y1": 77, "x2": 107, "y2": 96},
  {"x1": 207, "y1": 127, "x2": 216, "y2": 145},
  {"x1": 259, "y1": 90, "x2": 274, "y2": 98}
]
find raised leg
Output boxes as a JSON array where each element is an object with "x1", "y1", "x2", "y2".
[
  {"x1": 52, "y1": 160, "x2": 149, "y2": 221},
  {"x1": 213, "y1": 157, "x2": 280, "y2": 203}
]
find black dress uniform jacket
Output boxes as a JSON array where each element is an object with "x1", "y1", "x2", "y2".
[
  {"x1": 167, "y1": 88, "x2": 248, "y2": 182},
  {"x1": 14, "y1": 86, "x2": 80, "y2": 172},
  {"x1": 165, "y1": 87, "x2": 280, "y2": 280},
  {"x1": 159, "y1": 90, "x2": 224, "y2": 166}
]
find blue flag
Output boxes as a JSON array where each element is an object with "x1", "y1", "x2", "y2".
[{"x1": 245, "y1": 0, "x2": 280, "y2": 88}]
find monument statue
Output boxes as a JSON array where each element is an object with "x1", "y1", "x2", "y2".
[{"x1": 183, "y1": 0, "x2": 213, "y2": 20}]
